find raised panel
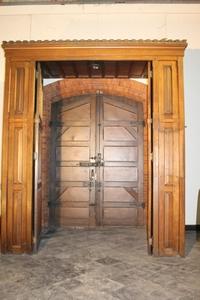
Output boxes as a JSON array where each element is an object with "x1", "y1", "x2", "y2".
[
  {"x1": 12, "y1": 191, "x2": 23, "y2": 247},
  {"x1": 14, "y1": 68, "x2": 25, "y2": 114},
  {"x1": 9, "y1": 62, "x2": 33, "y2": 117},
  {"x1": 104, "y1": 187, "x2": 136, "y2": 202},
  {"x1": 104, "y1": 127, "x2": 136, "y2": 141},
  {"x1": 103, "y1": 208, "x2": 137, "y2": 225},
  {"x1": 56, "y1": 208, "x2": 89, "y2": 219},
  {"x1": 56, "y1": 146, "x2": 89, "y2": 161},
  {"x1": 104, "y1": 167, "x2": 137, "y2": 182},
  {"x1": 13, "y1": 127, "x2": 23, "y2": 184},
  {"x1": 163, "y1": 66, "x2": 173, "y2": 115},
  {"x1": 159, "y1": 61, "x2": 179, "y2": 120},
  {"x1": 56, "y1": 187, "x2": 89, "y2": 202},
  {"x1": 104, "y1": 103, "x2": 137, "y2": 120},
  {"x1": 164, "y1": 192, "x2": 173, "y2": 249},
  {"x1": 56, "y1": 167, "x2": 89, "y2": 181},
  {"x1": 164, "y1": 128, "x2": 173, "y2": 185},
  {"x1": 104, "y1": 147, "x2": 137, "y2": 162},
  {"x1": 59, "y1": 103, "x2": 90, "y2": 121},
  {"x1": 57, "y1": 127, "x2": 90, "y2": 141}
]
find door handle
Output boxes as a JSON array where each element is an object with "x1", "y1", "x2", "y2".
[{"x1": 89, "y1": 169, "x2": 96, "y2": 190}]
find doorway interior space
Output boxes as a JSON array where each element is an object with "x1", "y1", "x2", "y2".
[{"x1": 36, "y1": 60, "x2": 150, "y2": 249}]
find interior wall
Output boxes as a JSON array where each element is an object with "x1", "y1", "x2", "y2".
[{"x1": 0, "y1": 4, "x2": 200, "y2": 224}]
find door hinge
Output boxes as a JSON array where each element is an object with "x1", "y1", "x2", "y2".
[
  {"x1": 149, "y1": 237, "x2": 153, "y2": 246},
  {"x1": 149, "y1": 70, "x2": 153, "y2": 78},
  {"x1": 33, "y1": 236, "x2": 36, "y2": 244},
  {"x1": 34, "y1": 152, "x2": 38, "y2": 160}
]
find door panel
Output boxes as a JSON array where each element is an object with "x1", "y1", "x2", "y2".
[
  {"x1": 104, "y1": 127, "x2": 136, "y2": 141},
  {"x1": 104, "y1": 147, "x2": 137, "y2": 162},
  {"x1": 57, "y1": 127, "x2": 90, "y2": 141},
  {"x1": 50, "y1": 93, "x2": 144, "y2": 227},
  {"x1": 104, "y1": 167, "x2": 137, "y2": 182},
  {"x1": 50, "y1": 95, "x2": 96, "y2": 227},
  {"x1": 98, "y1": 94, "x2": 144, "y2": 226}
]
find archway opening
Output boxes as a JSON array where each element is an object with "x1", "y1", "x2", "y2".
[{"x1": 34, "y1": 61, "x2": 151, "y2": 250}]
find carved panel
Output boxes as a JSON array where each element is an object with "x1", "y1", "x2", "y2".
[
  {"x1": 14, "y1": 68, "x2": 25, "y2": 114},
  {"x1": 8, "y1": 63, "x2": 32, "y2": 117},
  {"x1": 164, "y1": 192, "x2": 173, "y2": 249},
  {"x1": 163, "y1": 66, "x2": 173, "y2": 115},
  {"x1": 159, "y1": 61, "x2": 179, "y2": 120},
  {"x1": 12, "y1": 191, "x2": 23, "y2": 247},
  {"x1": 13, "y1": 127, "x2": 23, "y2": 184},
  {"x1": 164, "y1": 128, "x2": 173, "y2": 186}
]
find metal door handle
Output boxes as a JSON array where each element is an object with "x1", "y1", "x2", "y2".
[{"x1": 89, "y1": 169, "x2": 96, "y2": 190}]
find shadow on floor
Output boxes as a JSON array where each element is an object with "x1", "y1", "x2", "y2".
[{"x1": 185, "y1": 230, "x2": 200, "y2": 256}]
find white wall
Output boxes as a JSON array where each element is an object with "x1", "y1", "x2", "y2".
[
  {"x1": 0, "y1": 4, "x2": 200, "y2": 224},
  {"x1": 184, "y1": 50, "x2": 200, "y2": 225}
]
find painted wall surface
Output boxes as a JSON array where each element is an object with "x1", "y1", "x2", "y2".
[{"x1": 0, "y1": 4, "x2": 200, "y2": 224}]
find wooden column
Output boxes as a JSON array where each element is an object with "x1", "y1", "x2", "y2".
[
  {"x1": 153, "y1": 58, "x2": 185, "y2": 256},
  {"x1": 1, "y1": 60, "x2": 35, "y2": 253}
]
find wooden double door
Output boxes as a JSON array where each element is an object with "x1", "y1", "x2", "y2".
[{"x1": 49, "y1": 93, "x2": 144, "y2": 227}]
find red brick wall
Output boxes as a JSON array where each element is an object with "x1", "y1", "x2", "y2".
[{"x1": 42, "y1": 79, "x2": 148, "y2": 228}]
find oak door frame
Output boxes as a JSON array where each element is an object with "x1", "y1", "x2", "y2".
[{"x1": 1, "y1": 40, "x2": 187, "y2": 255}]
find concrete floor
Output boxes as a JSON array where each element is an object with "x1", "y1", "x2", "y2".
[{"x1": 0, "y1": 227, "x2": 200, "y2": 300}]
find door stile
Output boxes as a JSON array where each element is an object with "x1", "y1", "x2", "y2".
[
  {"x1": 147, "y1": 61, "x2": 153, "y2": 254},
  {"x1": 33, "y1": 62, "x2": 43, "y2": 251},
  {"x1": 137, "y1": 103, "x2": 144, "y2": 226},
  {"x1": 177, "y1": 57, "x2": 185, "y2": 257},
  {"x1": 95, "y1": 91, "x2": 103, "y2": 226},
  {"x1": 89, "y1": 96, "x2": 96, "y2": 226},
  {"x1": 152, "y1": 60, "x2": 159, "y2": 256},
  {"x1": 1, "y1": 60, "x2": 11, "y2": 252}
]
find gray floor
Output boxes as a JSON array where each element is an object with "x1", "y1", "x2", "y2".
[{"x1": 0, "y1": 227, "x2": 200, "y2": 300}]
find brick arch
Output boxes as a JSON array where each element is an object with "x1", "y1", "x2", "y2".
[
  {"x1": 43, "y1": 78, "x2": 147, "y2": 104},
  {"x1": 42, "y1": 79, "x2": 148, "y2": 227}
]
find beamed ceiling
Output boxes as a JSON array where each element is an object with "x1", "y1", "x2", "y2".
[
  {"x1": 0, "y1": 0, "x2": 200, "y2": 5},
  {"x1": 41, "y1": 61, "x2": 148, "y2": 79}
]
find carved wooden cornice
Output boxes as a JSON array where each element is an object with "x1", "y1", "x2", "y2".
[
  {"x1": 2, "y1": 39, "x2": 187, "y2": 61},
  {"x1": 2, "y1": 39, "x2": 188, "y2": 49}
]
